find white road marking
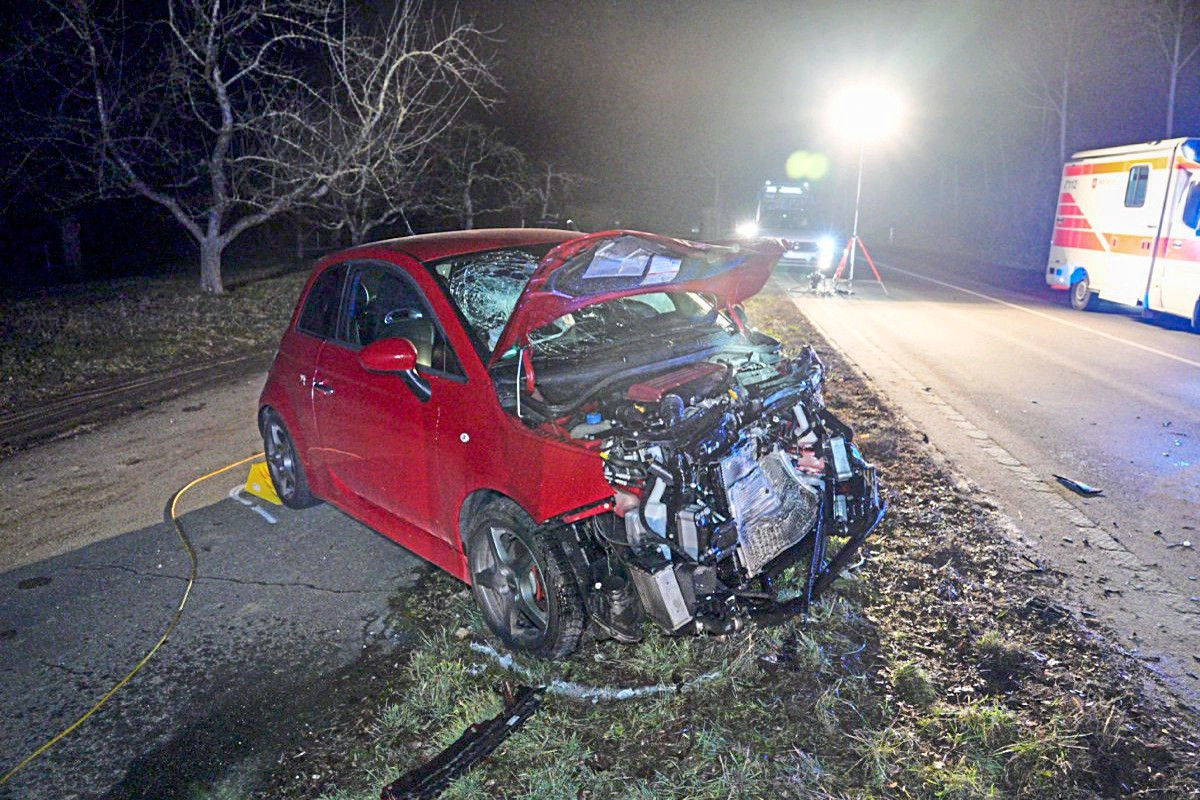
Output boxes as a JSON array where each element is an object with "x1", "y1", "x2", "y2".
[
  {"x1": 227, "y1": 485, "x2": 253, "y2": 506},
  {"x1": 228, "y1": 483, "x2": 277, "y2": 523},
  {"x1": 881, "y1": 263, "x2": 1200, "y2": 371},
  {"x1": 251, "y1": 505, "x2": 278, "y2": 524}
]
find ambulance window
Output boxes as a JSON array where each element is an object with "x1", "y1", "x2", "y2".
[{"x1": 1124, "y1": 165, "x2": 1149, "y2": 207}]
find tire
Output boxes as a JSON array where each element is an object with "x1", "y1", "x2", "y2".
[
  {"x1": 260, "y1": 408, "x2": 319, "y2": 509},
  {"x1": 466, "y1": 500, "x2": 585, "y2": 659},
  {"x1": 1069, "y1": 274, "x2": 1097, "y2": 311},
  {"x1": 1192, "y1": 299, "x2": 1200, "y2": 333}
]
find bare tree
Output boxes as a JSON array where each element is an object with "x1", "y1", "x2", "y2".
[
  {"x1": 9, "y1": 0, "x2": 490, "y2": 293},
  {"x1": 1005, "y1": 4, "x2": 1082, "y2": 163},
  {"x1": 426, "y1": 123, "x2": 529, "y2": 229},
  {"x1": 1149, "y1": 0, "x2": 1200, "y2": 137},
  {"x1": 526, "y1": 161, "x2": 587, "y2": 222},
  {"x1": 1, "y1": 17, "x2": 110, "y2": 279},
  {"x1": 1005, "y1": 2, "x2": 1135, "y2": 162},
  {"x1": 313, "y1": 1, "x2": 493, "y2": 246}
]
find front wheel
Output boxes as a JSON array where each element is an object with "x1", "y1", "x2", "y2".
[
  {"x1": 466, "y1": 500, "x2": 584, "y2": 659},
  {"x1": 260, "y1": 409, "x2": 319, "y2": 509},
  {"x1": 1070, "y1": 274, "x2": 1097, "y2": 311}
]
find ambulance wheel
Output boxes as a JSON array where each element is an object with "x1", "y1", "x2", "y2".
[
  {"x1": 260, "y1": 408, "x2": 319, "y2": 509},
  {"x1": 1191, "y1": 298, "x2": 1200, "y2": 332},
  {"x1": 1069, "y1": 275, "x2": 1097, "y2": 311}
]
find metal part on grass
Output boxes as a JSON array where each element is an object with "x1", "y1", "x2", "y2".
[{"x1": 379, "y1": 684, "x2": 544, "y2": 800}]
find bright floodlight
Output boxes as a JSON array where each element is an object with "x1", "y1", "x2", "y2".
[
  {"x1": 830, "y1": 82, "x2": 904, "y2": 143},
  {"x1": 735, "y1": 220, "x2": 760, "y2": 238}
]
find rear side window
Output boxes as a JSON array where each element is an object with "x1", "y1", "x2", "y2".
[
  {"x1": 296, "y1": 265, "x2": 346, "y2": 339},
  {"x1": 1124, "y1": 165, "x2": 1149, "y2": 207}
]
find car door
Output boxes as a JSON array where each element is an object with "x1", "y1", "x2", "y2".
[
  {"x1": 272, "y1": 263, "x2": 347, "y2": 466},
  {"x1": 311, "y1": 259, "x2": 470, "y2": 538},
  {"x1": 1156, "y1": 173, "x2": 1200, "y2": 319}
]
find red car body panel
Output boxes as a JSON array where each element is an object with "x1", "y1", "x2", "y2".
[
  {"x1": 488, "y1": 230, "x2": 784, "y2": 365},
  {"x1": 260, "y1": 230, "x2": 617, "y2": 583}
]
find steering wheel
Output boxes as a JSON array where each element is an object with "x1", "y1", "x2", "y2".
[{"x1": 383, "y1": 307, "x2": 424, "y2": 326}]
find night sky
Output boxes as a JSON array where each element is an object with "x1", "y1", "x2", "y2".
[
  {"x1": 456, "y1": 0, "x2": 1200, "y2": 234},
  {"x1": 2, "y1": 0, "x2": 1198, "y2": 283}
]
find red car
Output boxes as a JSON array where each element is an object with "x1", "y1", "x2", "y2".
[{"x1": 259, "y1": 229, "x2": 884, "y2": 658}]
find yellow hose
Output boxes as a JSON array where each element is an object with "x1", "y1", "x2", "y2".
[{"x1": 0, "y1": 451, "x2": 265, "y2": 787}]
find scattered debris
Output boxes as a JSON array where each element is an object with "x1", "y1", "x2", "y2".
[
  {"x1": 1053, "y1": 474, "x2": 1103, "y2": 496},
  {"x1": 469, "y1": 641, "x2": 724, "y2": 701},
  {"x1": 379, "y1": 684, "x2": 544, "y2": 800},
  {"x1": 1024, "y1": 596, "x2": 1071, "y2": 623}
]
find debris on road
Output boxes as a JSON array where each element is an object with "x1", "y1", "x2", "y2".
[
  {"x1": 1052, "y1": 474, "x2": 1104, "y2": 496},
  {"x1": 379, "y1": 684, "x2": 544, "y2": 800}
]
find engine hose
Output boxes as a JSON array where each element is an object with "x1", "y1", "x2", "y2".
[{"x1": 0, "y1": 451, "x2": 265, "y2": 787}]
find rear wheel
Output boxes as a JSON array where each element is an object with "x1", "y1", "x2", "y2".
[
  {"x1": 466, "y1": 500, "x2": 584, "y2": 659},
  {"x1": 260, "y1": 409, "x2": 319, "y2": 509},
  {"x1": 1069, "y1": 274, "x2": 1097, "y2": 311}
]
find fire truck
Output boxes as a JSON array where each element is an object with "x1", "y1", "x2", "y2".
[{"x1": 1047, "y1": 138, "x2": 1200, "y2": 328}]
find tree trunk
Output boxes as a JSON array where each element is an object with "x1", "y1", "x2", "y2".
[
  {"x1": 199, "y1": 237, "x2": 225, "y2": 294},
  {"x1": 1058, "y1": 54, "x2": 1070, "y2": 163},
  {"x1": 463, "y1": 185, "x2": 475, "y2": 230},
  {"x1": 59, "y1": 212, "x2": 82, "y2": 279},
  {"x1": 1167, "y1": 26, "x2": 1181, "y2": 136}
]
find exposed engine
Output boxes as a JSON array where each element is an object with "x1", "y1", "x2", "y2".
[{"x1": 550, "y1": 345, "x2": 884, "y2": 639}]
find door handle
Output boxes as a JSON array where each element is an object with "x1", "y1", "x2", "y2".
[{"x1": 313, "y1": 380, "x2": 335, "y2": 395}]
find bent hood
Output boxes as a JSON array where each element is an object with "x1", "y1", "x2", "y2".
[{"x1": 487, "y1": 230, "x2": 784, "y2": 366}]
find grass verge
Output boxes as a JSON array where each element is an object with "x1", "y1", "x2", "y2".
[{"x1": 0, "y1": 263, "x2": 310, "y2": 412}]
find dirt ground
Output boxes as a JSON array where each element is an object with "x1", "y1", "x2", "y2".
[{"x1": 0, "y1": 369, "x2": 267, "y2": 572}]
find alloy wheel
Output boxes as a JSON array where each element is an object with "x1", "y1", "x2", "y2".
[
  {"x1": 471, "y1": 524, "x2": 549, "y2": 644},
  {"x1": 264, "y1": 420, "x2": 298, "y2": 500}
]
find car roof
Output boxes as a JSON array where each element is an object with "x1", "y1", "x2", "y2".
[{"x1": 329, "y1": 228, "x2": 579, "y2": 265}]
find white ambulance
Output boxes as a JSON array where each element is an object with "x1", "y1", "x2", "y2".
[{"x1": 1046, "y1": 137, "x2": 1200, "y2": 328}]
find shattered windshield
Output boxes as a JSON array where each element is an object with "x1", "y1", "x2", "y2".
[
  {"x1": 526, "y1": 292, "x2": 730, "y2": 360},
  {"x1": 430, "y1": 247, "x2": 547, "y2": 355}
]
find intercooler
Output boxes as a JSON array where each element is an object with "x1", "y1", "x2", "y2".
[{"x1": 719, "y1": 446, "x2": 820, "y2": 576}]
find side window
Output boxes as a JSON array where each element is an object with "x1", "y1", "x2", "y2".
[
  {"x1": 344, "y1": 263, "x2": 464, "y2": 377},
  {"x1": 1182, "y1": 180, "x2": 1200, "y2": 232},
  {"x1": 296, "y1": 264, "x2": 346, "y2": 339},
  {"x1": 1124, "y1": 165, "x2": 1149, "y2": 208}
]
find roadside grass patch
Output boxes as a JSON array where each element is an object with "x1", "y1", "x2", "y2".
[
  {"x1": 0, "y1": 263, "x2": 310, "y2": 412},
  {"x1": 893, "y1": 661, "x2": 938, "y2": 708}
]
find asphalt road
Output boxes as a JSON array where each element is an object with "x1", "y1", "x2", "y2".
[
  {"x1": 0, "y1": 490, "x2": 427, "y2": 799},
  {"x1": 780, "y1": 252, "x2": 1200, "y2": 701}
]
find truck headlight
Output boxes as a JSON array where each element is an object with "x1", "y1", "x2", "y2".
[{"x1": 736, "y1": 220, "x2": 759, "y2": 238}]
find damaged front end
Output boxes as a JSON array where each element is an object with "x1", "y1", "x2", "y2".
[
  {"x1": 535, "y1": 343, "x2": 885, "y2": 641},
  {"x1": 468, "y1": 231, "x2": 885, "y2": 646}
]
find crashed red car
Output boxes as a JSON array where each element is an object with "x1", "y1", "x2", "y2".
[{"x1": 259, "y1": 229, "x2": 885, "y2": 658}]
